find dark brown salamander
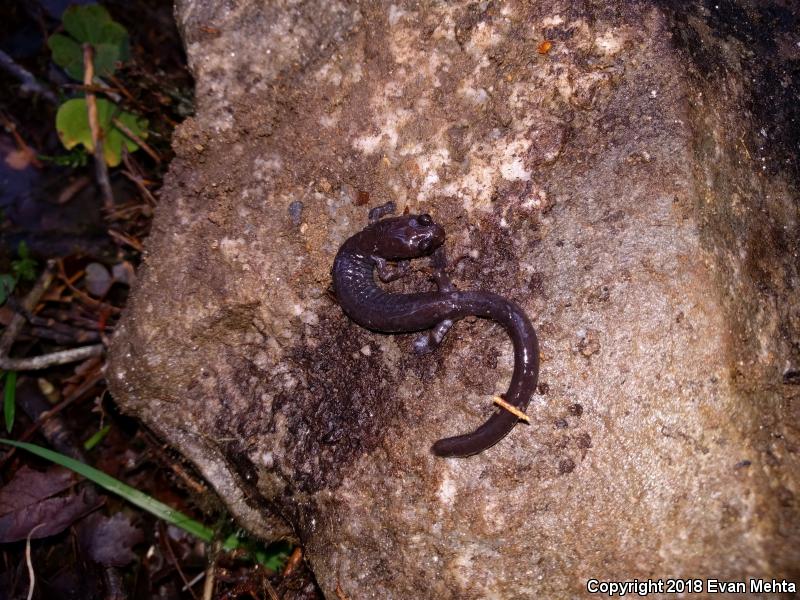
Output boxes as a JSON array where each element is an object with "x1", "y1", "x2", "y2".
[{"x1": 332, "y1": 202, "x2": 539, "y2": 457}]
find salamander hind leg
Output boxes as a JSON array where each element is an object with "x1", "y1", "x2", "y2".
[
  {"x1": 413, "y1": 319, "x2": 454, "y2": 354},
  {"x1": 413, "y1": 246, "x2": 456, "y2": 354}
]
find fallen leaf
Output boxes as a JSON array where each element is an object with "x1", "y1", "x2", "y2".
[
  {"x1": 0, "y1": 465, "x2": 78, "y2": 516},
  {"x1": 78, "y1": 512, "x2": 143, "y2": 566},
  {"x1": 0, "y1": 488, "x2": 101, "y2": 542}
]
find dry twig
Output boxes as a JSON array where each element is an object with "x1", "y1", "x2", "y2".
[
  {"x1": 264, "y1": 577, "x2": 280, "y2": 600},
  {"x1": 0, "y1": 49, "x2": 58, "y2": 105},
  {"x1": 121, "y1": 151, "x2": 158, "y2": 205},
  {"x1": 107, "y1": 228, "x2": 144, "y2": 252},
  {"x1": 0, "y1": 260, "x2": 56, "y2": 356},
  {"x1": 202, "y1": 541, "x2": 222, "y2": 600},
  {"x1": 82, "y1": 43, "x2": 115, "y2": 211},
  {"x1": 112, "y1": 116, "x2": 161, "y2": 163},
  {"x1": 493, "y1": 396, "x2": 531, "y2": 423},
  {"x1": 0, "y1": 345, "x2": 104, "y2": 371},
  {"x1": 182, "y1": 572, "x2": 206, "y2": 593},
  {"x1": 0, "y1": 262, "x2": 98, "y2": 385},
  {"x1": 108, "y1": 74, "x2": 137, "y2": 104},
  {"x1": 282, "y1": 546, "x2": 303, "y2": 577},
  {"x1": 161, "y1": 522, "x2": 200, "y2": 600},
  {"x1": 56, "y1": 259, "x2": 121, "y2": 314}
]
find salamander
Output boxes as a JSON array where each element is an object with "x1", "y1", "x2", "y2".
[{"x1": 331, "y1": 202, "x2": 539, "y2": 457}]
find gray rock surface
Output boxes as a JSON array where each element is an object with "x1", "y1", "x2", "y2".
[{"x1": 108, "y1": 1, "x2": 799, "y2": 597}]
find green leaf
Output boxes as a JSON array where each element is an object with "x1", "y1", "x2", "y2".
[
  {"x1": 0, "y1": 438, "x2": 222, "y2": 545},
  {"x1": 254, "y1": 540, "x2": 292, "y2": 571},
  {"x1": 4, "y1": 372, "x2": 17, "y2": 433},
  {"x1": 56, "y1": 98, "x2": 148, "y2": 167},
  {"x1": 0, "y1": 274, "x2": 15, "y2": 306},
  {"x1": 85, "y1": 24, "x2": 129, "y2": 79},
  {"x1": 47, "y1": 34, "x2": 84, "y2": 81},
  {"x1": 12, "y1": 241, "x2": 37, "y2": 282},
  {"x1": 48, "y1": 4, "x2": 130, "y2": 81},
  {"x1": 55, "y1": 99, "x2": 92, "y2": 152},
  {"x1": 63, "y1": 5, "x2": 112, "y2": 45},
  {"x1": 83, "y1": 424, "x2": 111, "y2": 451}
]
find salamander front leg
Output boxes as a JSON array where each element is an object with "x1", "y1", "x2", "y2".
[
  {"x1": 413, "y1": 247, "x2": 455, "y2": 354},
  {"x1": 430, "y1": 246, "x2": 455, "y2": 292},
  {"x1": 373, "y1": 256, "x2": 410, "y2": 282},
  {"x1": 368, "y1": 201, "x2": 396, "y2": 224}
]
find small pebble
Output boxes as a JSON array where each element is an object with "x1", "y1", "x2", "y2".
[{"x1": 288, "y1": 200, "x2": 303, "y2": 225}]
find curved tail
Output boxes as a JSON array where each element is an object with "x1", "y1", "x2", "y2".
[{"x1": 431, "y1": 291, "x2": 539, "y2": 457}]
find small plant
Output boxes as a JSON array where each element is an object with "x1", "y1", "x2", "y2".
[
  {"x1": 48, "y1": 5, "x2": 149, "y2": 167},
  {"x1": 47, "y1": 5, "x2": 130, "y2": 81},
  {"x1": 57, "y1": 98, "x2": 148, "y2": 167},
  {"x1": 0, "y1": 242, "x2": 38, "y2": 306},
  {"x1": 38, "y1": 148, "x2": 89, "y2": 168},
  {"x1": 11, "y1": 241, "x2": 36, "y2": 282}
]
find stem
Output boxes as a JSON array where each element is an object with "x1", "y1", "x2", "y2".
[{"x1": 82, "y1": 43, "x2": 115, "y2": 211}]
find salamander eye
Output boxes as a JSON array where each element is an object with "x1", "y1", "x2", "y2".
[{"x1": 418, "y1": 214, "x2": 433, "y2": 226}]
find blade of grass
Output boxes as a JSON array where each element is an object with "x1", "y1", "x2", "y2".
[
  {"x1": 0, "y1": 438, "x2": 240, "y2": 549},
  {"x1": 83, "y1": 423, "x2": 111, "y2": 450},
  {"x1": 4, "y1": 371, "x2": 16, "y2": 433}
]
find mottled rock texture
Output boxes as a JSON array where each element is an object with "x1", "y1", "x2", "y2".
[{"x1": 108, "y1": 1, "x2": 799, "y2": 597}]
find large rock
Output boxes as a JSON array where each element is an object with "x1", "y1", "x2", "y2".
[{"x1": 108, "y1": 1, "x2": 800, "y2": 596}]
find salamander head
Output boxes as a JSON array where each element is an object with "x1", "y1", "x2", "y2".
[{"x1": 368, "y1": 213, "x2": 445, "y2": 259}]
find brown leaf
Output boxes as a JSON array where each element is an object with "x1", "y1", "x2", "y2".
[
  {"x1": 0, "y1": 488, "x2": 101, "y2": 542},
  {"x1": 0, "y1": 465, "x2": 78, "y2": 516},
  {"x1": 78, "y1": 512, "x2": 144, "y2": 566}
]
